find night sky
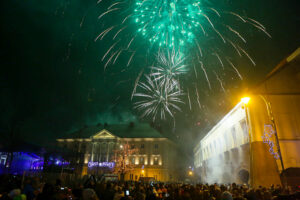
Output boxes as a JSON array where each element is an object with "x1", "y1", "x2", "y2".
[{"x1": 0, "y1": 0, "x2": 299, "y2": 153}]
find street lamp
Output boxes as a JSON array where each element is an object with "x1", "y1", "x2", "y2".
[
  {"x1": 241, "y1": 96, "x2": 253, "y2": 186},
  {"x1": 241, "y1": 97, "x2": 250, "y2": 104}
]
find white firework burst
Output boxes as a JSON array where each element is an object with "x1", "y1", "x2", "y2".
[
  {"x1": 133, "y1": 75, "x2": 184, "y2": 121},
  {"x1": 151, "y1": 49, "x2": 187, "y2": 87}
]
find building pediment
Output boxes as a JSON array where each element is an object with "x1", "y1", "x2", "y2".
[{"x1": 92, "y1": 129, "x2": 117, "y2": 139}]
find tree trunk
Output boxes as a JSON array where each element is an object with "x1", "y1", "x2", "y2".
[{"x1": 120, "y1": 172, "x2": 125, "y2": 182}]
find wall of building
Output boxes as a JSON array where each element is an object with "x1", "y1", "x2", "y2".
[
  {"x1": 57, "y1": 134, "x2": 180, "y2": 182},
  {"x1": 194, "y1": 103, "x2": 252, "y2": 184},
  {"x1": 194, "y1": 51, "x2": 300, "y2": 187}
]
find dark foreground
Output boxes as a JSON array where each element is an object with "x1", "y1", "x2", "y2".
[{"x1": 0, "y1": 175, "x2": 299, "y2": 200}]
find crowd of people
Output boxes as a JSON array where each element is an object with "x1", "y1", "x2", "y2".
[{"x1": 0, "y1": 175, "x2": 299, "y2": 200}]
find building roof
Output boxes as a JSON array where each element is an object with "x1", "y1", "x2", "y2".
[
  {"x1": 252, "y1": 47, "x2": 300, "y2": 94},
  {"x1": 62, "y1": 123, "x2": 165, "y2": 139}
]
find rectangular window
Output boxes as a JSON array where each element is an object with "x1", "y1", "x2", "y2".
[
  {"x1": 240, "y1": 120, "x2": 249, "y2": 143},
  {"x1": 140, "y1": 157, "x2": 144, "y2": 165},
  {"x1": 154, "y1": 144, "x2": 158, "y2": 149},
  {"x1": 154, "y1": 157, "x2": 158, "y2": 165},
  {"x1": 141, "y1": 144, "x2": 144, "y2": 149},
  {"x1": 131, "y1": 157, "x2": 135, "y2": 164}
]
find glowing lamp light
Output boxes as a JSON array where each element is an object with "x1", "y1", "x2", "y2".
[
  {"x1": 188, "y1": 171, "x2": 193, "y2": 176},
  {"x1": 241, "y1": 97, "x2": 250, "y2": 104}
]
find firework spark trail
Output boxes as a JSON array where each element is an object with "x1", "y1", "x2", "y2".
[
  {"x1": 237, "y1": 45, "x2": 256, "y2": 66},
  {"x1": 200, "y1": 13, "x2": 215, "y2": 28},
  {"x1": 247, "y1": 21, "x2": 272, "y2": 38},
  {"x1": 127, "y1": 51, "x2": 136, "y2": 66},
  {"x1": 113, "y1": 26, "x2": 127, "y2": 40},
  {"x1": 199, "y1": 24, "x2": 206, "y2": 36},
  {"x1": 98, "y1": 8, "x2": 120, "y2": 20},
  {"x1": 94, "y1": 26, "x2": 114, "y2": 42},
  {"x1": 122, "y1": 14, "x2": 132, "y2": 24},
  {"x1": 187, "y1": 88, "x2": 192, "y2": 110},
  {"x1": 198, "y1": 60, "x2": 211, "y2": 90},
  {"x1": 193, "y1": 64, "x2": 198, "y2": 78},
  {"x1": 195, "y1": 86, "x2": 202, "y2": 109},
  {"x1": 113, "y1": 49, "x2": 123, "y2": 64},
  {"x1": 100, "y1": 26, "x2": 115, "y2": 40},
  {"x1": 104, "y1": 51, "x2": 118, "y2": 70},
  {"x1": 212, "y1": 52, "x2": 224, "y2": 69},
  {"x1": 226, "y1": 25, "x2": 246, "y2": 43},
  {"x1": 80, "y1": 15, "x2": 85, "y2": 28},
  {"x1": 227, "y1": 39, "x2": 242, "y2": 56},
  {"x1": 102, "y1": 40, "x2": 119, "y2": 61},
  {"x1": 226, "y1": 12, "x2": 246, "y2": 22},
  {"x1": 226, "y1": 58, "x2": 243, "y2": 80},
  {"x1": 126, "y1": 37, "x2": 135, "y2": 49},
  {"x1": 247, "y1": 17, "x2": 266, "y2": 30},
  {"x1": 212, "y1": 27, "x2": 226, "y2": 43},
  {"x1": 207, "y1": 7, "x2": 221, "y2": 17},
  {"x1": 131, "y1": 69, "x2": 144, "y2": 100},
  {"x1": 196, "y1": 41, "x2": 203, "y2": 57},
  {"x1": 108, "y1": 2, "x2": 123, "y2": 10},
  {"x1": 214, "y1": 71, "x2": 226, "y2": 93}
]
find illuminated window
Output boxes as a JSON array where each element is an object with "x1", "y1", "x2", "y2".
[
  {"x1": 131, "y1": 157, "x2": 135, "y2": 164},
  {"x1": 154, "y1": 157, "x2": 158, "y2": 165},
  {"x1": 140, "y1": 157, "x2": 144, "y2": 165},
  {"x1": 240, "y1": 120, "x2": 249, "y2": 143},
  {"x1": 0, "y1": 155, "x2": 7, "y2": 165}
]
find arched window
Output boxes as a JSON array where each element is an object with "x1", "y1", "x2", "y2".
[
  {"x1": 231, "y1": 127, "x2": 237, "y2": 147},
  {"x1": 240, "y1": 120, "x2": 248, "y2": 143}
]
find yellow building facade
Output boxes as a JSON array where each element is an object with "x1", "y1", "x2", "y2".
[
  {"x1": 57, "y1": 123, "x2": 180, "y2": 182},
  {"x1": 194, "y1": 47, "x2": 300, "y2": 187}
]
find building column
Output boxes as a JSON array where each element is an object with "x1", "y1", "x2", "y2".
[{"x1": 91, "y1": 142, "x2": 95, "y2": 161}]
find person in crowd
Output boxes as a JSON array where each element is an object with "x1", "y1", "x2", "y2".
[
  {"x1": 23, "y1": 179, "x2": 35, "y2": 200},
  {"x1": 83, "y1": 188, "x2": 99, "y2": 200},
  {"x1": 113, "y1": 187, "x2": 124, "y2": 200},
  {"x1": 36, "y1": 183, "x2": 55, "y2": 200},
  {"x1": 1, "y1": 174, "x2": 300, "y2": 200}
]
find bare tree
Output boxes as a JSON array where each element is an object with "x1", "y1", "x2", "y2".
[{"x1": 113, "y1": 143, "x2": 138, "y2": 182}]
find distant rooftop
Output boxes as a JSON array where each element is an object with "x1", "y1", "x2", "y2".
[{"x1": 62, "y1": 122, "x2": 164, "y2": 139}]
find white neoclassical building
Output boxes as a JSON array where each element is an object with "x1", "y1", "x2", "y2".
[{"x1": 57, "y1": 123, "x2": 181, "y2": 182}]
